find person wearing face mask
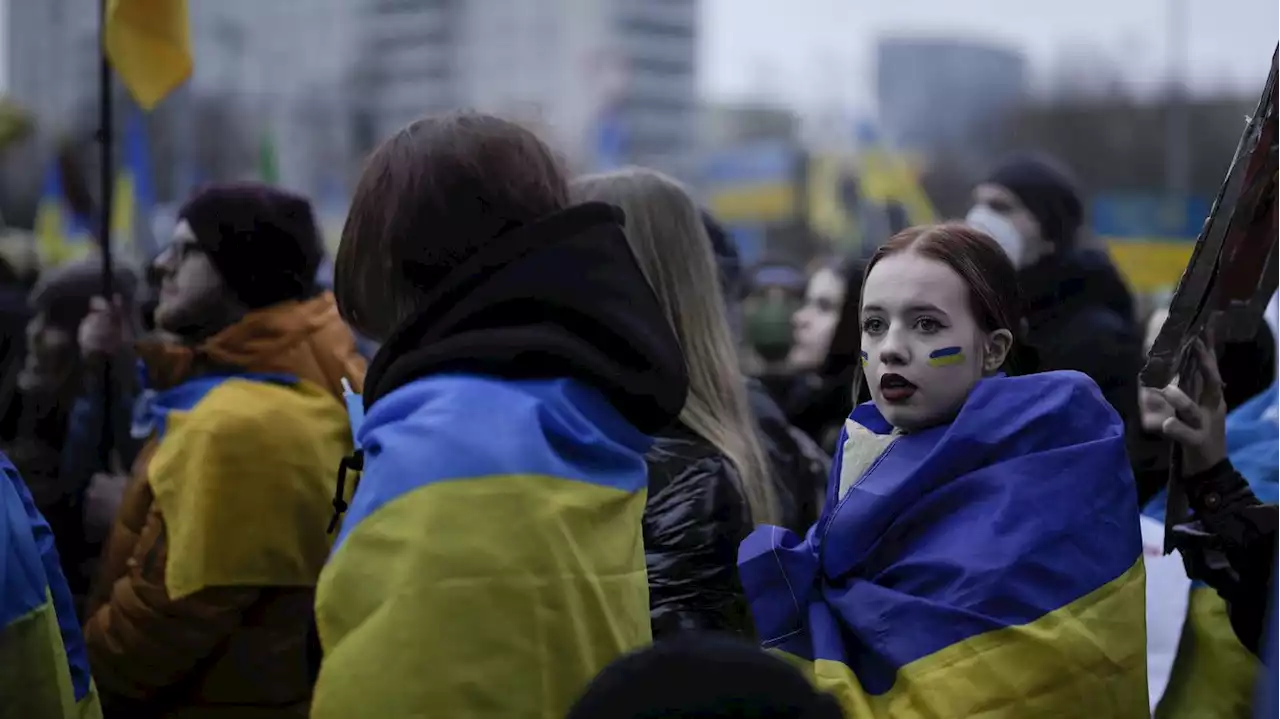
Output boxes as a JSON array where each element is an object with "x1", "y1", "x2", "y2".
[
  {"x1": 742, "y1": 263, "x2": 807, "y2": 375},
  {"x1": 966, "y1": 154, "x2": 1143, "y2": 432},
  {"x1": 738, "y1": 224, "x2": 1147, "y2": 718}
]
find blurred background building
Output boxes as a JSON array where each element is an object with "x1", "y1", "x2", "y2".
[
  {"x1": 0, "y1": 0, "x2": 1274, "y2": 298},
  {"x1": 875, "y1": 37, "x2": 1028, "y2": 163}
]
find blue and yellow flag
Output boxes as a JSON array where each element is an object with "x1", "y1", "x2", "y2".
[
  {"x1": 740, "y1": 371, "x2": 1148, "y2": 717},
  {"x1": 1, "y1": 454, "x2": 101, "y2": 718},
  {"x1": 131, "y1": 371, "x2": 350, "y2": 600},
  {"x1": 313, "y1": 375, "x2": 654, "y2": 719},
  {"x1": 103, "y1": 0, "x2": 192, "y2": 110},
  {"x1": 111, "y1": 105, "x2": 155, "y2": 264},
  {"x1": 34, "y1": 162, "x2": 94, "y2": 269}
]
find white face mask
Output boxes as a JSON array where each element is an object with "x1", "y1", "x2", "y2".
[{"x1": 965, "y1": 205, "x2": 1024, "y2": 268}]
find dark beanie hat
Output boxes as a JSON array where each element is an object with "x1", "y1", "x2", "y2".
[
  {"x1": 177, "y1": 182, "x2": 323, "y2": 309},
  {"x1": 567, "y1": 635, "x2": 844, "y2": 719},
  {"x1": 31, "y1": 258, "x2": 138, "y2": 333},
  {"x1": 985, "y1": 154, "x2": 1084, "y2": 248}
]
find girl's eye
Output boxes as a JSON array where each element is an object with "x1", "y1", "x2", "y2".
[
  {"x1": 862, "y1": 318, "x2": 884, "y2": 334},
  {"x1": 916, "y1": 317, "x2": 942, "y2": 333}
]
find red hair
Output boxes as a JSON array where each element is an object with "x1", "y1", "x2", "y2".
[{"x1": 859, "y1": 223, "x2": 1030, "y2": 377}]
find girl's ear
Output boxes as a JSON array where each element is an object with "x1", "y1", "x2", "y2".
[{"x1": 983, "y1": 328, "x2": 1013, "y2": 374}]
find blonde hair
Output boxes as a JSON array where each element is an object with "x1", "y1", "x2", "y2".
[{"x1": 573, "y1": 167, "x2": 779, "y2": 525}]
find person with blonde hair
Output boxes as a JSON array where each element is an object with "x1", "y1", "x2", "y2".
[{"x1": 574, "y1": 167, "x2": 779, "y2": 637}]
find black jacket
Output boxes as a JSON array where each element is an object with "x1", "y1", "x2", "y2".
[
  {"x1": 644, "y1": 425, "x2": 753, "y2": 639},
  {"x1": 1019, "y1": 248, "x2": 1143, "y2": 430},
  {"x1": 747, "y1": 378, "x2": 829, "y2": 531},
  {"x1": 1171, "y1": 458, "x2": 1278, "y2": 655}
]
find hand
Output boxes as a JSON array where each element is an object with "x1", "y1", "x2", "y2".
[
  {"x1": 1140, "y1": 385, "x2": 1176, "y2": 434},
  {"x1": 78, "y1": 295, "x2": 131, "y2": 361},
  {"x1": 1152, "y1": 338, "x2": 1227, "y2": 476}
]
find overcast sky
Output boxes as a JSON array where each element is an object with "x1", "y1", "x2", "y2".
[{"x1": 701, "y1": 0, "x2": 1279, "y2": 112}]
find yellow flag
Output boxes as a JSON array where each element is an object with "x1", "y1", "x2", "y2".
[{"x1": 103, "y1": 0, "x2": 193, "y2": 110}]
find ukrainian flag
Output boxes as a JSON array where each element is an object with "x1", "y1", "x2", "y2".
[
  {"x1": 130, "y1": 370, "x2": 351, "y2": 600},
  {"x1": 1, "y1": 454, "x2": 101, "y2": 718},
  {"x1": 312, "y1": 375, "x2": 654, "y2": 718},
  {"x1": 110, "y1": 106, "x2": 155, "y2": 265},
  {"x1": 103, "y1": 0, "x2": 192, "y2": 111},
  {"x1": 740, "y1": 371, "x2": 1148, "y2": 717},
  {"x1": 34, "y1": 162, "x2": 94, "y2": 269}
]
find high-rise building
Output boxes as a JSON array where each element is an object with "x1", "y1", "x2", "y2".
[
  {"x1": 361, "y1": 0, "x2": 699, "y2": 179},
  {"x1": 875, "y1": 37, "x2": 1028, "y2": 158}
]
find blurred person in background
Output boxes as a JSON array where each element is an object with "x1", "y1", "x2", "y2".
[
  {"x1": 966, "y1": 154, "x2": 1143, "y2": 430},
  {"x1": 1, "y1": 453, "x2": 101, "y2": 718},
  {"x1": 703, "y1": 213, "x2": 830, "y2": 531},
  {"x1": 740, "y1": 262, "x2": 808, "y2": 378},
  {"x1": 778, "y1": 256, "x2": 872, "y2": 453},
  {"x1": 574, "y1": 168, "x2": 779, "y2": 638},
  {"x1": 0, "y1": 259, "x2": 140, "y2": 608},
  {"x1": 315, "y1": 113, "x2": 688, "y2": 718},
  {"x1": 82, "y1": 183, "x2": 365, "y2": 718}
]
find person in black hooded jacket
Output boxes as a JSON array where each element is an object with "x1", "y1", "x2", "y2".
[
  {"x1": 966, "y1": 154, "x2": 1142, "y2": 430},
  {"x1": 316, "y1": 113, "x2": 690, "y2": 718}
]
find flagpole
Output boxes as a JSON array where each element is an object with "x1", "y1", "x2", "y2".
[
  {"x1": 97, "y1": 0, "x2": 115, "y2": 467},
  {"x1": 98, "y1": 0, "x2": 114, "y2": 293}
]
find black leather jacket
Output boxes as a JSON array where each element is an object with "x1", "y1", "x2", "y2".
[
  {"x1": 1172, "y1": 458, "x2": 1278, "y2": 655},
  {"x1": 644, "y1": 425, "x2": 753, "y2": 639}
]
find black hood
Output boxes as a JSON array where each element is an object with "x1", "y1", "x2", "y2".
[
  {"x1": 1018, "y1": 247, "x2": 1135, "y2": 323},
  {"x1": 363, "y1": 202, "x2": 688, "y2": 435}
]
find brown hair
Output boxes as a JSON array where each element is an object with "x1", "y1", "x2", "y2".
[
  {"x1": 335, "y1": 112, "x2": 570, "y2": 340},
  {"x1": 862, "y1": 222, "x2": 1023, "y2": 364}
]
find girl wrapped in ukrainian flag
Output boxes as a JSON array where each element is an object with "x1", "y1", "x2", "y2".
[{"x1": 739, "y1": 223, "x2": 1148, "y2": 717}]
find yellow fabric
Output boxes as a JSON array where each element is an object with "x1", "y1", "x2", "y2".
[
  {"x1": 781, "y1": 560, "x2": 1149, "y2": 718},
  {"x1": 103, "y1": 0, "x2": 192, "y2": 110},
  {"x1": 312, "y1": 474, "x2": 652, "y2": 719},
  {"x1": 1154, "y1": 587, "x2": 1259, "y2": 719},
  {"x1": 0, "y1": 595, "x2": 102, "y2": 719},
  {"x1": 146, "y1": 378, "x2": 352, "y2": 600}
]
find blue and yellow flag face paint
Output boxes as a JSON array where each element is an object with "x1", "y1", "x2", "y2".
[
  {"x1": 314, "y1": 375, "x2": 653, "y2": 719},
  {"x1": 926, "y1": 346, "x2": 964, "y2": 367},
  {"x1": 859, "y1": 350, "x2": 868, "y2": 367},
  {"x1": 740, "y1": 371, "x2": 1147, "y2": 717},
  {"x1": 1, "y1": 456, "x2": 101, "y2": 718},
  {"x1": 139, "y1": 371, "x2": 352, "y2": 599}
]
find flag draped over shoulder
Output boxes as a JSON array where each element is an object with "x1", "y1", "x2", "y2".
[
  {"x1": 313, "y1": 375, "x2": 653, "y2": 719},
  {"x1": 739, "y1": 371, "x2": 1148, "y2": 718},
  {"x1": 103, "y1": 0, "x2": 192, "y2": 110}
]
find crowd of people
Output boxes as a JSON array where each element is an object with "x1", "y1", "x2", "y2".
[{"x1": 0, "y1": 111, "x2": 1275, "y2": 718}]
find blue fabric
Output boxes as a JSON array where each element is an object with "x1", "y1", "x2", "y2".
[
  {"x1": 1255, "y1": 556, "x2": 1278, "y2": 719},
  {"x1": 739, "y1": 370, "x2": 1141, "y2": 694},
  {"x1": 334, "y1": 374, "x2": 653, "y2": 551},
  {"x1": 132, "y1": 372, "x2": 298, "y2": 441},
  {"x1": 1, "y1": 454, "x2": 94, "y2": 701}
]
